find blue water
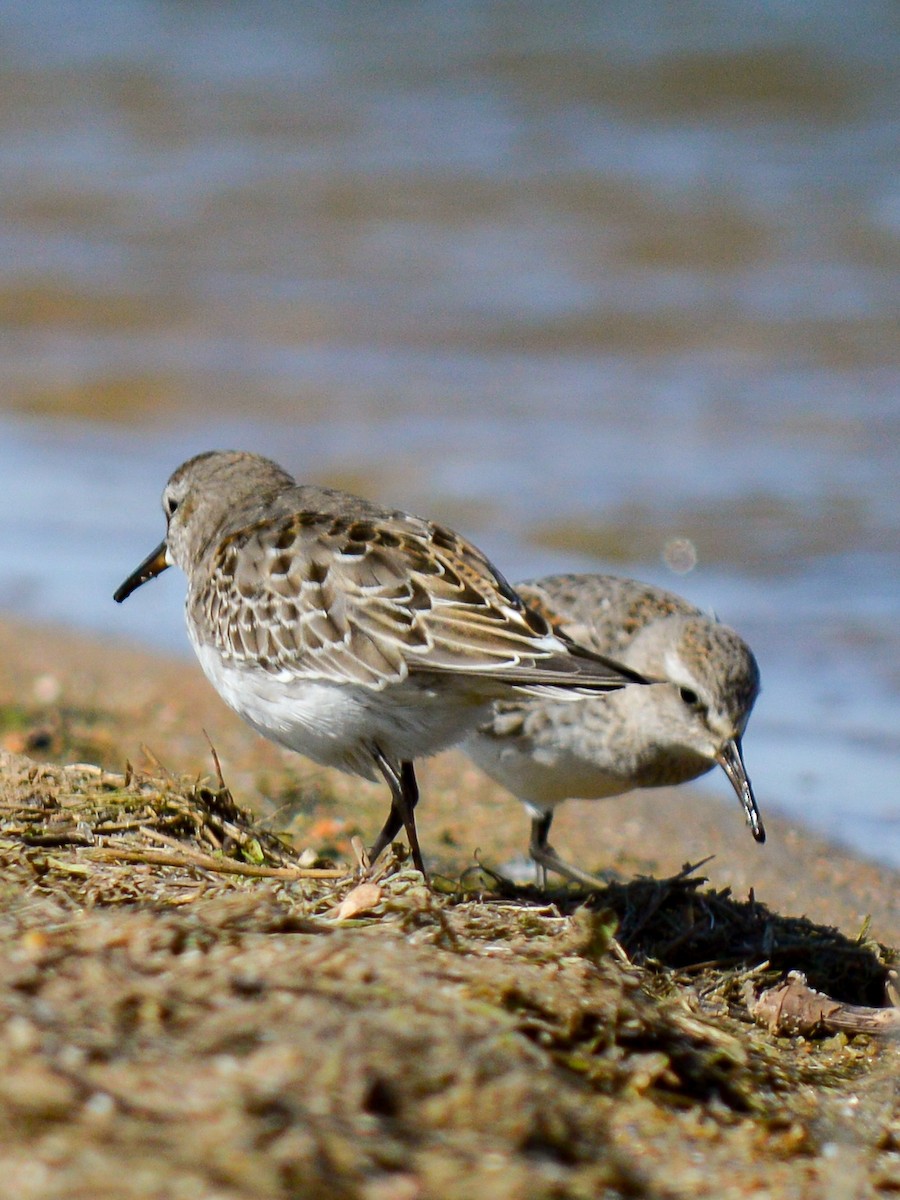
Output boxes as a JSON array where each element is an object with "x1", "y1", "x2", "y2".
[{"x1": 0, "y1": 0, "x2": 897, "y2": 866}]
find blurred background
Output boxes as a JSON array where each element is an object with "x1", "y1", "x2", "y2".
[{"x1": 0, "y1": 1, "x2": 897, "y2": 863}]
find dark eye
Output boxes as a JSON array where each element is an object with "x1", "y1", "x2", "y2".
[
  {"x1": 164, "y1": 496, "x2": 180, "y2": 519},
  {"x1": 679, "y1": 687, "x2": 700, "y2": 707}
]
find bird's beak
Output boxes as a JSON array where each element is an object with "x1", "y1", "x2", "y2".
[
  {"x1": 716, "y1": 737, "x2": 766, "y2": 844},
  {"x1": 114, "y1": 541, "x2": 169, "y2": 603}
]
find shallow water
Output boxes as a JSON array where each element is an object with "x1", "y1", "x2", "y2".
[{"x1": 1, "y1": 1, "x2": 898, "y2": 865}]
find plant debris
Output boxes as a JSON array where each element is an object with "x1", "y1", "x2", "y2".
[
  {"x1": 752, "y1": 971, "x2": 900, "y2": 1037},
  {"x1": 0, "y1": 746, "x2": 898, "y2": 1199}
]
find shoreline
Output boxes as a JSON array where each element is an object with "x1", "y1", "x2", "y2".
[
  {"x1": 1, "y1": 613, "x2": 897, "y2": 946},
  {"x1": 0, "y1": 613, "x2": 898, "y2": 1198}
]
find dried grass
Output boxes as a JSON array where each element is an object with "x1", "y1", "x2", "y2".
[{"x1": 0, "y1": 748, "x2": 897, "y2": 1199}]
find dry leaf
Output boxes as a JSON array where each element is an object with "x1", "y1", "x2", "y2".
[{"x1": 329, "y1": 882, "x2": 383, "y2": 921}]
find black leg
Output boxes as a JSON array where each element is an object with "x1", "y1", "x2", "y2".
[
  {"x1": 529, "y1": 811, "x2": 553, "y2": 888},
  {"x1": 369, "y1": 798, "x2": 404, "y2": 862},
  {"x1": 529, "y1": 808, "x2": 608, "y2": 890},
  {"x1": 369, "y1": 749, "x2": 426, "y2": 877}
]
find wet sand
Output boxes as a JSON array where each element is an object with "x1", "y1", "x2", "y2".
[{"x1": 0, "y1": 616, "x2": 898, "y2": 1198}]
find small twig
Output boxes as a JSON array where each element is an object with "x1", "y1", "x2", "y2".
[
  {"x1": 20, "y1": 831, "x2": 94, "y2": 848},
  {"x1": 350, "y1": 835, "x2": 370, "y2": 872},
  {"x1": 139, "y1": 744, "x2": 175, "y2": 778},
  {"x1": 673, "y1": 855, "x2": 715, "y2": 880},
  {"x1": 84, "y1": 845, "x2": 347, "y2": 880},
  {"x1": 751, "y1": 971, "x2": 900, "y2": 1037},
  {"x1": 608, "y1": 937, "x2": 632, "y2": 966},
  {"x1": 202, "y1": 729, "x2": 228, "y2": 791},
  {"x1": 92, "y1": 819, "x2": 151, "y2": 834},
  {"x1": 140, "y1": 827, "x2": 209, "y2": 852}
]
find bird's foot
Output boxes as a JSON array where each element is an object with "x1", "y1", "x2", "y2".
[{"x1": 531, "y1": 845, "x2": 612, "y2": 891}]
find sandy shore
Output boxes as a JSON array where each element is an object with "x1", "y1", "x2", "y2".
[
  {"x1": 1, "y1": 615, "x2": 897, "y2": 944},
  {"x1": 0, "y1": 615, "x2": 898, "y2": 1199}
]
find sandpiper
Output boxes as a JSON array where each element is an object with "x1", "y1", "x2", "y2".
[
  {"x1": 463, "y1": 573, "x2": 764, "y2": 886},
  {"x1": 114, "y1": 453, "x2": 647, "y2": 876}
]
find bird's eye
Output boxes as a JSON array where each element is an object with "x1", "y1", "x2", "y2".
[
  {"x1": 164, "y1": 496, "x2": 180, "y2": 519},
  {"x1": 679, "y1": 686, "x2": 700, "y2": 707}
]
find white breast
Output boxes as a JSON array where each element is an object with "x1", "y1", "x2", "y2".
[{"x1": 189, "y1": 633, "x2": 492, "y2": 779}]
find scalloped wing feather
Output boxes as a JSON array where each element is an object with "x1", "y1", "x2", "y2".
[{"x1": 189, "y1": 510, "x2": 611, "y2": 691}]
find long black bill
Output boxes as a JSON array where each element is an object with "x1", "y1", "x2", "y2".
[
  {"x1": 114, "y1": 541, "x2": 169, "y2": 603},
  {"x1": 716, "y1": 737, "x2": 766, "y2": 844}
]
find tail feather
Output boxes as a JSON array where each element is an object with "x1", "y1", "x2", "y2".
[
  {"x1": 554, "y1": 629, "x2": 650, "y2": 686},
  {"x1": 417, "y1": 634, "x2": 650, "y2": 693}
]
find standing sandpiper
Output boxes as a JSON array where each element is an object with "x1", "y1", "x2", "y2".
[
  {"x1": 114, "y1": 453, "x2": 647, "y2": 876},
  {"x1": 463, "y1": 573, "x2": 764, "y2": 886}
]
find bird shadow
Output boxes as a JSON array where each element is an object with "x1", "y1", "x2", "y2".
[{"x1": 454, "y1": 859, "x2": 896, "y2": 1009}]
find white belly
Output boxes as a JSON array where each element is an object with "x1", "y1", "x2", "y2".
[
  {"x1": 190, "y1": 636, "x2": 490, "y2": 779},
  {"x1": 464, "y1": 731, "x2": 631, "y2": 812}
]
